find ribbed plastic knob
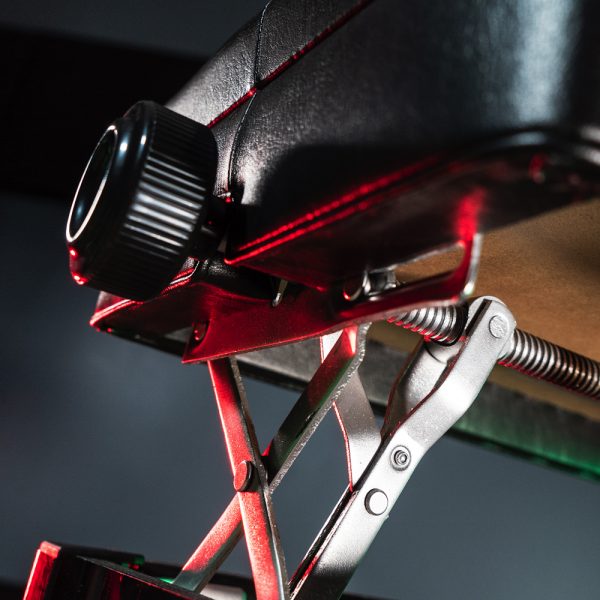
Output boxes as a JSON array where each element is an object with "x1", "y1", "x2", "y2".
[{"x1": 66, "y1": 100, "x2": 218, "y2": 300}]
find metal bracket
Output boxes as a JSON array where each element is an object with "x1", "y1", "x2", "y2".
[
  {"x1": 175, "y1": 325, "x2": 369, "y2": 592},
  {"x1": 207, "y1": 358, "x2": 289, "y2": 599},
  {"x1": 320, "y1": 332, "x2": 380, "y2": 488},
  {"x1": 291, "y1": 297, "x2": 515, "y2": 598},
  {"x1": 182, "y1": 235, "x2": 481, "y2": 362},
  {"x1": 175, "y1": 296, "x2": 515, "y2": 600}
]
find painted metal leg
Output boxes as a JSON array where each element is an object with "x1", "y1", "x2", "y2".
[
  {"x1": 207, "y1": 357, "x2": 289, "y2": 600},
  {"x1": 175, "y1": 326, "x2": 368, "y2": 592},
  {"x1": 320, "y1": 333, "x2": 380, "y2": 487}
]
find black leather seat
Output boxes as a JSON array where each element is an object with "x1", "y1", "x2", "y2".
[{"x1": 166, "y1": 0, "x2": 600, "y2": 287}]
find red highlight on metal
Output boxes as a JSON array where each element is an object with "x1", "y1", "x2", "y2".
[
  {"x1": 454, "y1": 189, "x2": 485, "y2": 240},
  {"x1": 73, "y1": 273, "x2": 88, "y2": 286},
  {"x1": 206, "y1": 0, "x2": 373, "y2": 129},
  {"x1": 228, "y1": 158, "x2": 436, "y2": 264},
  {"x1": 23, "y1": 542, "x2": 60, "y2": 600},
  {"x1": 89, "y1": 267, "x2": 196, "y2": 328},
  {"x1": 208, "y1": 359, "x2": 288, "y2": 599}
]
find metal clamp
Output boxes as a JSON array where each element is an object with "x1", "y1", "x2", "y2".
[
  {"x1": 176, "y1": 296, "x2": 516, "y2": 600},
  {"x1": 291, "y1": 297, "x2": 515, "y2": 598}
]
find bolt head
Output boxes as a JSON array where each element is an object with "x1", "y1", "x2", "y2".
[
  {"x1": 365, "y1": 489, "x2": 388, "y2": 515},
  {"x1": 391, "y1": 445, "x2": 411, "y2": 470},
  {"x1": 342, "y1": 272, "x2": 369, "y2": 302},
  {"x1": 192, "y1": 322, "x2": 208, "y2": 344},
  {"x1": 233, "y1": 460, "x2": 254, "y2": 492},
  {"x1": 488, "y1": 315, "x2": 509, "y2": 339}
]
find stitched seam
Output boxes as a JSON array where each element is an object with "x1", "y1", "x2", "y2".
[
  {"x1": 227, "y1": 158, "x2": 438, "y2": 262},
  {"x1": 208, "y1": 0, "x2": 374, "y2": 129},
  {"x1": 226, "y1": 93, "x2": 256, "y2": 196},
  {"x1": 255, "y1": 0, "x2": 274, "y2": 83},
  {"x1": 224, "y1": 1, "x2": 271, "y2": 196}
]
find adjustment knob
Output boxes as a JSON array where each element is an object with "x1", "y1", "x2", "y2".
[{"x1": 66, "y1": 100, "x2": 218, "y2": 300}]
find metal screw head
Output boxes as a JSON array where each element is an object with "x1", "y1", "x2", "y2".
[
  {"x1": 391, "y1": 445, "x2": 411, "y2": 470},
  {"x1": 233, "y1": 460, "x2": 255, "y2": 492},
  {"x1": 365, "y1": 489, "x2": 388, "y2": 516},
  {"x1": 488, "y1": 315, "x2": 509, "y2": 339},
  {"x1": 192, "y1": 322, "x2": 208, "y2": 344},
  {"x1": 342, "y1": 272, "x2": 370, "y2": 302}
]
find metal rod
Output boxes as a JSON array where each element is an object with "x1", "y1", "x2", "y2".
[
  {"x1": 208, "y1": 358, "x2": 289, "y2": 600},
  {"x1": 389, "y1": 305, "x2": 600, "y2": 399},
  {"x1": 175, "y1": 326, "x2": 368, "y2": 592}
]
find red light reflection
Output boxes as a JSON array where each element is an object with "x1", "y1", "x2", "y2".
[
  {"x1": 227, "y1": 158, "x2": 436, "y2": 264},
  {"x1": 73, "y1": 274, "x2": 88, "y2": 286},
  {"x1": 454, "y1": 188, "x2": 485, "y2": 240},
  {"x1": 23, "y1": 542, "x2": 60, "y2": 600},
  {"x1": 207, "y1": 1, "x2": 373, "y2": 129}
]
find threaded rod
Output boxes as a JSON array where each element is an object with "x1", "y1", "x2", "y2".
[{"x1": 390, "y1": 306, "x2": 600, "y2": 399}]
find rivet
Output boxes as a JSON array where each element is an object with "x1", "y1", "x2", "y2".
[
  {"x1": 391, "y1": 445, "x2": 411, "y2": 471},
  {"x1": 365, "y1": 489, "x2": 388, "y2": 515},
  {"x1": 233, "y1": 460, "x2": 255, "y2": 492},
  {"x1": 192, "y1": 322, "x2": 208, "y2": 344},
  {"x1": 488, "y1": 315, "x2": 509, "y2": 339}
]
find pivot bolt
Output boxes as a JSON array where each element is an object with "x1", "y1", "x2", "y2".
[
  {"x1": 488, "y1": 315, "x2": 509, "y2": 339},
  {"x1": 192, "y1": 322, "x2": 208, "y2": 344},
  {"x1": 233, "y1": 460, "x2": 255, "y2": 492},
  {"x1": 391, "y1": 445, "x2": 411, "y2": 470},
  {"x1": 365, "y1": 489, "x2": 388, "y2": 515}
]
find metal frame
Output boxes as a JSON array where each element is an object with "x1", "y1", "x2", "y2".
[{"x1": 175, "y1": 297, "x2": 516, "y2": 599}]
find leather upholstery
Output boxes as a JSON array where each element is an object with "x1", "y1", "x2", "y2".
[{"x1": 169, "y1": 0, "x2": 600, "y2": 287}]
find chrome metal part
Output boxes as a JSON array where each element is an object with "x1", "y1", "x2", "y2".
[
  {"x1": 183, "y1": 234, "x2": 482, "y2": 362},
  {"x1": 176, "y1": 295, "x2": 574, "y2": 600},
  {"x1": 207, "y1": 358, "x2": 289, "y2": 600},
  {"x1": 390, "y1": 445, "x2": 411, "y2": 471},
  {"x1": 265, "y1": 325, "x2": 369, "y2": 490},
  {"x1": 501, "y1": 328, "x2": 600, "y2": 398},
  {"x1": 175, "y1": 326, "x2": 369, "y2": 592},
  {"x1": 389, "y1": 304, "x2": 464, "y2": 343},
  {"x1": 272, "y1": 279, "x2": 288, "y2": 308},
  {"x1": 320, "y1": 333, "x2": 381, "y2": 487},
  {"x1": 342, "y1": 268, "x2": 398, "y2": 303},
  {"x1": 390, "y1": 304, "x2": 600, "y2": 398},
  {"x1": 236, "y1": 338, "x2": 600, "y2": 479},
  {"x1": 364, "y1": 489, "x2": 388, "y2": 516},
  {"x1": 291, "y1": 298, "x2": 516, "y2": 599}
]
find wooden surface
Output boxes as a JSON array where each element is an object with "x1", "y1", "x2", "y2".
[
  {"x1": 373, "y1": 198, "x2": 599, "y2": 416},
  {"x1": 390, "y1": 198, "x2": 600, "y2": 361}
]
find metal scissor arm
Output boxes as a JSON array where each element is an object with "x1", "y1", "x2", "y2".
[{"x1": 175, "y1": 297, "x2": 515, "y2": 600}]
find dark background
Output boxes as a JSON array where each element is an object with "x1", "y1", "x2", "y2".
[{"x1": 1, "y1": 2, "x2": 600, "y2": 599}]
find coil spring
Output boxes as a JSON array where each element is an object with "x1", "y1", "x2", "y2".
[
  {"x1": 389, "y1": 306, "x2": 600, "y2": 399},
  {"x1": 501, "y1": 329, "x2": 600, "y2": 398},
  {"x1": 389, "y1": 305, "x2": 464, "y2": 344}
]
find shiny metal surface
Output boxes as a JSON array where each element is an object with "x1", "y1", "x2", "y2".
[
  {"x1": 320, "y1": 332, "x2": 381, "y2": 487},
  {"x1": 206, "y1": 358, "x2": 289, "y2": 600},
  {"x1": 501, "y1": 328, "x2": 600, "y2": 398},
  {"x1": 237, "y1": 336, "x2": 600, "y2": 478},
  {"x1": 389, "y1": 304, "x2": 464, "y2": 343},
  {"x1": 292, "y1": 298, "x2": 516, "y2": 599},
  {"x1": 175, "y1": 326, "x2": 368, "y2": 592},
  {"x1": 391, "y1": 305, "x2": 600, "y2": 398}
]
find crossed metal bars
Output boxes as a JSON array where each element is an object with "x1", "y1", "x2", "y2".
[{"x1": 175, "y1": 297, "x2": 515, "y2": 599}]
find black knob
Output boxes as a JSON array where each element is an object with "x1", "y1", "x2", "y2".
[{"x1": 66, "y1": 100, "x2": 218, "y2": 300}]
